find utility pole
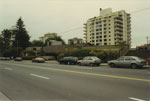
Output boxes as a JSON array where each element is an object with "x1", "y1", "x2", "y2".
[
  {"x1": 17, "y1": 40, "x2": 18, "y2": 57},
  {"x1": 146, "y1": 36, "x2": 149, "y2": 46}
]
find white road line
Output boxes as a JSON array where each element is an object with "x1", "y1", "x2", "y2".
[
  {"x1": 4, "y1": 68, "x2": 12, "y2": 71},
  {"x1": 30, "y1": 74, "x2": 50, "y2": 80},
  {"x1": 128, "y1": 97, "x2": 146, "y2": 101}
]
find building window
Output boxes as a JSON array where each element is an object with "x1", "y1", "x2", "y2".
[
  {"x1": 104, "y1": 43, "x2": 107, "y2": 45},
  {"x1": 104, "y1": 35, "x2": 106, "y2": 38},
  {"x1": 104, "y1": 39, "x2": 107, "y2": 41}
]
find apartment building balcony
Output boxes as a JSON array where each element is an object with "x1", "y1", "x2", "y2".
[
  {"x1": 83, "y1": 29, "x2": 87, "y2": 32},
  {"x1": 83, "y1": 25, "x2": 87, "y2": 28},
  {"x1": 127, "y1": 24, "x2": 131, "y2": 27},
  {"x1": 83, "y1": 23, "x2": 87, "y2": 25},
  {"x1": 115, "y1": 17, "x2": 123, "y2": 21},
  {"x1": 115, "y1": 36, "x2": 123, "y2": 40},
  {"x1": 84, "y1": 36, "x2": 87, "y2": 39},
  {"x1": 127, "y1": 14, "x2": 131, "y2": 19},
  {"x1": 115, "y1": 27, "x2": 123, "y2": 32},
  {"x1": 115, "y1": 24, "x2": 123, "y2": 29},
  {"x1": 115, "y1": 31, "x2": 123, "y2": 36},
  {"x1": 127, "y1": 27, "x2": 131, "y2": 31},
  {"x1": 115, "y1": 20, "x2": 123, "y2": 24},
  {"x1": 127, "y1": 20, "x2": 131, "y2": 23},
  {"x1": 84, "y1": 33, "x2": 87, "y2": 35},
  {"x1": 127, "y1": 30, "x2": 131, "y2": 33}
]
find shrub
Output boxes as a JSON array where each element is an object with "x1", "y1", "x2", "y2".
[
  {"x1": 57, "y1": 49, "x2": 119, "y2": 62},
  {"x1": 22, "y1": 50, "x2": 36, "y2": 57},
  {"x1": 22, "y1": 56, "x2": 35, "y2": 60}
]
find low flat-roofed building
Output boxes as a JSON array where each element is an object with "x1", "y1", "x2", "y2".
[{"x1": 68, "y1": 37, "x2": 84, "y2": 45}]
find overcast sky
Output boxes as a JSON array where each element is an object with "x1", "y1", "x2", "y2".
[{"x1": 0, "y1": 0, "x2": 150, "y2": 47}]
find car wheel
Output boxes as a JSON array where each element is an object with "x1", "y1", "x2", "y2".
[
  {"x1": 68, "y1": 62, "x2": 70, "y2": 65},
  {"x1": 131, "y1": 64, "x2": 137, "y2": 69},
  {"x1": 78, "y1": 62, "x2": 81, "y2": 66},
  {"x1": 90, "y1": 63, "x2": 94, "y2": 67},
  {"x1": 96, "y1": 64, "x2": 100, "y2": 66},
  {"x1": 110, "y1": 63, "x2": 115, "y2": 68}
]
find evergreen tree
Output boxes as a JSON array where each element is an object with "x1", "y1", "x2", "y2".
[{"x1": 13, "y1": 17, "x2": 30, "y2": 49}]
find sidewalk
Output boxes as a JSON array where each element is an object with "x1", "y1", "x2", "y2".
[{"x1": 0, "y1": 92, "x2": 10, "y2": 101}]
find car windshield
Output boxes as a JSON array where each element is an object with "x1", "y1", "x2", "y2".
[{"x1": 92, "y1": 57, "x2": 100, "y2": 60}]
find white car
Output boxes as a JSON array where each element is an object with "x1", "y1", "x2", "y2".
[
  {"x1": 108, "y1": 56, "x2": 146, "y2": 69},
  {"x1": 78, "y1": 56, "x2": 101, "y2": 66}
]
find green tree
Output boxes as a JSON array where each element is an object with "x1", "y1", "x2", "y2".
[
  {"x1": 13, "y1": 17, "x2": 30, "y2": 49},
  {"x1": 31, "y1": 40, "x2": 45, "y2": 47},
  {"x1": 45, "y1": 35, "x2": 65, "y2": 45},
  {"x1": 1, "y1": 29, "x2": 12, "y2": 49}
]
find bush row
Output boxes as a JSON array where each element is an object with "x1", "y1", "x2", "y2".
[{"x1": 57, "y1": 49, "x2": 119, "y2": 62}]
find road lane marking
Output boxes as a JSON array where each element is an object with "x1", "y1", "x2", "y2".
[
  {"x1": 4, "y1": 68, "x2": 12, "y2": 71},
  {"x1": 128, "y1": 97, "x2": 146, "y2": 101},
  {"x1": 30, "y1": 74, "x2": 50, "y2": 79},
  {"x1": 1, "y1": 62, "x2": 150, "y2": 82}
]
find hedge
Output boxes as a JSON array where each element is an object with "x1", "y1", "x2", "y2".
[{"x1": 57, "y1": 49, "x2": 119, "y2": 62}]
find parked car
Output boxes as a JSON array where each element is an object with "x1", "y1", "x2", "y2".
[
  {"x1": 58, "y1": 57, "x2": 78, "y2": 65},
  {"x1": 108, "y1": 56, "x2": 146, "y2": 69},
  {"x1": 32, "y1": 57, "x2": 45, "y2": 63},
  {"x1": 0, "y1": 57, "x2": 10, "y2": 60},
  {"x1": 147, "y1": 57, "x2": 150, "y2": 65},
  {"x1": 15, "y1": 57, "x2": 22, "y2": 61},
  {"x1": 77, "y1": 56, "x2": 101, "y2": 66}
]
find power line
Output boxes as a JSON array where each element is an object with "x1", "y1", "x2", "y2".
[
  {"x1": 58, "y1": 7, "x2": 150, "y2": 35},
  {"x1": 59, "y1": 27, "x2": 82, "y2": 34},
  {"x1": 130, "y1": 7, "x2": 150, "y2": 14}
]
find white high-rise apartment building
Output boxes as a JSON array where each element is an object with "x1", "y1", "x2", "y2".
[{"x1": 84, "y1": 8, "x2": 131, "y2": 46}]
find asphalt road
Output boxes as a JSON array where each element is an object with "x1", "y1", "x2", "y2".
[{"x1": 0, "y1": 60, "x2": 150, "y2": 101}]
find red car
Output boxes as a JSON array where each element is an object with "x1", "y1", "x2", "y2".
[
  {"x1": 32, "y1": 57, "x2": 45, "y2": 63},
  {"x1": 147, "y1": 57, "x2": 150, "y2": 65}
]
